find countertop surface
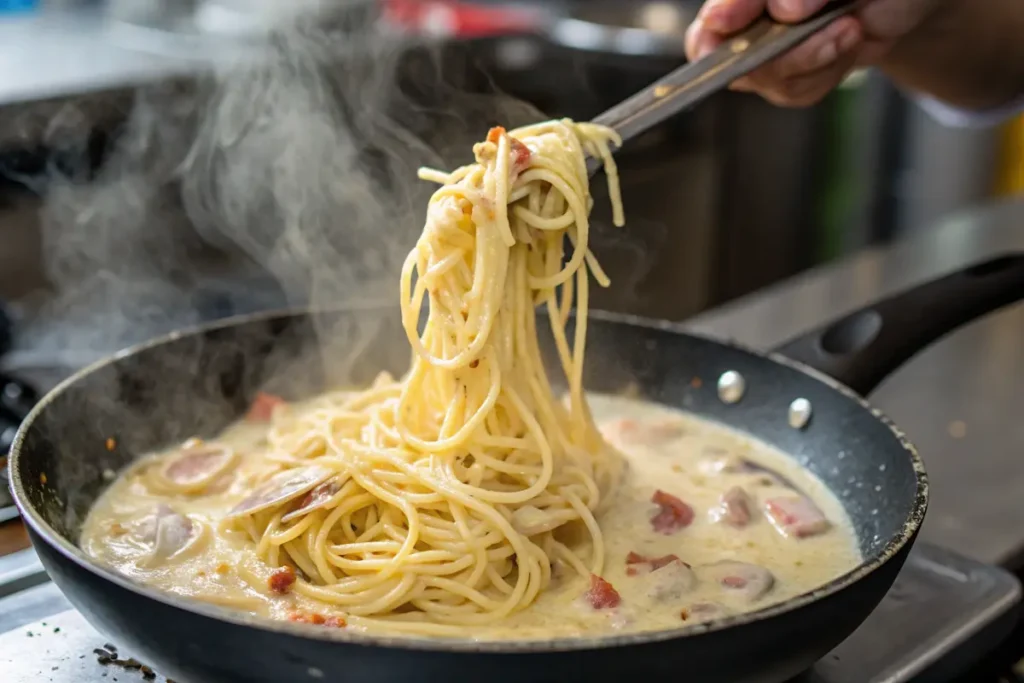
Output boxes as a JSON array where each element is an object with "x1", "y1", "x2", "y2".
[
  {"x1": 0, "y1": 9, "x2": 192, "y2": 107},
  {"x1": 686, "y1": 197, "x2": 1024, "y2": 568}
]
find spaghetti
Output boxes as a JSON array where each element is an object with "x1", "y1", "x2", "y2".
[{"x1": 133, "y1": 120, "x2": 625, "y2": 635}]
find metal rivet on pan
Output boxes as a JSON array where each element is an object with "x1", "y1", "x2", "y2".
[
  {"x1": 789, "y1": 398, "x2": 813, "y2": 430},
  {"x1": 717, "y1": 371, "x2": 746, "y2": 404}
]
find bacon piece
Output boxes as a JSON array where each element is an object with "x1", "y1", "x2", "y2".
[
  {"x1": 486, "y1": 126, "x2": 505, "y2": 144},
  {"x1": 764, "y1": 496, "x2": 831, "y2": 538},
  {"x1": 269, "y1": 566, "x2": 297, "y2": 594},
  {"x1": 625, "y1": 552, "x2": 686, "y2": 577},
  {"x1": 485, "y1": 126, "x2": 531, "y2": 171},
  {"x1": 710, "y1": 486, "x2": 754, "y2": 528},
  {"x1": 288, "y1": 612, "x2": 346, "y2": 627},
  {"x1": 584, "y1": 574, "x2": 621, "y2": 609},
  {"x1": 650, "y1": 490, "x2": 694, "y2": 535},
  {"x1": 247, "y1": 392, "x2": 285, "y2": 423},
  {"x1": 510, "y1": 137, "x2": 531, "y2": 170}
]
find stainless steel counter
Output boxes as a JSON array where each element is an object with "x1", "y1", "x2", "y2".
[
  {"x1": 0, "y1": 9, "x2": 195, "y2": 107},
  {"x1": 686, "y1": 197, "x2": 1024, "y2": 568}
]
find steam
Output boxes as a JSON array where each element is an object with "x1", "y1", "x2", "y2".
[{"x1": 9, "y1": 4, "x2": 545, "y2": 376}]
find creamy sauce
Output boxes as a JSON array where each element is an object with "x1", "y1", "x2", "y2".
[{"x1": 81, "y1": 394, "x2": 860, "y2": 639}]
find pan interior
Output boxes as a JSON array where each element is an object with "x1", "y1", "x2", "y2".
[{"x1": 14, "y1": 308, "x2": 920, "y2": 577}]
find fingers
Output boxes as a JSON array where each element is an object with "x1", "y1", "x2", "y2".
[
  {"x1": 749, "y1": 50, "x2": 860, "y2": 107},
  {"x1": 771, "y1": 16, "x2": 862, "y2": 79},
  {"x1": 685, "y1": 1, "x2": 864, "y2": 108},
  {"x1": 766, "y1": 0, "x2": 832, "y2": 22},
  {"x1": 687, "y1": 0, "x2": 768, "y2": 61},
  {"x1": 701, "y1": 0, "x2": 767, "y2": 33}
]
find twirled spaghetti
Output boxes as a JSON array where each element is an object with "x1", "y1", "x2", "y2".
[{"x1": 212, "y1": 120, "x2": 625, "y2": 634}]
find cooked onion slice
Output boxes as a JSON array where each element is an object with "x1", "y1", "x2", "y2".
[
  {"x1": 281, "y1": 476, "x2": 346, "y2": 523},
  {"x1": 160, "y1": 443, "x2": 238, "y2": 493},
  {"x1": 227, "y1": 466, "x2": 334, "y2": 518}
]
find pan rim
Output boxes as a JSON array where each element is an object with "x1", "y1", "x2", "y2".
[{"x1": 10, "y1": 305, "x2": 929, "y2": 654}]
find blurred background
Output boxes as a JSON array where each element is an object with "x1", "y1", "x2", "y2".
[{"x1": 1, "y1": 0, "x2": 1021, "y2": 317}]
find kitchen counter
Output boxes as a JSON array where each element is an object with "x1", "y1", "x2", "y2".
[
  {"x1": 0, "y1": 9, "x2": 199, "y2": 107},
  {"x1": 686, "y1": 196, "x2": 1024, "y2": 568}
]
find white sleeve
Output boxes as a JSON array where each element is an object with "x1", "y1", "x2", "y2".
[{"x1": 918, "y1": 95, "x2": 1024, "y2": 128}]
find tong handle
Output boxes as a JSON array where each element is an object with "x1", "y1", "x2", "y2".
[{"x1": 590, "y1": 0, "x2": 860, "y2": 155}]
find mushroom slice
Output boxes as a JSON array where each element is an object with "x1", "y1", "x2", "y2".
[
  {"x1": 700, "y1": 561, "x2": 775, "y2": 602},
  {"x1": 227, "y1": 466, "x2": 334, "y2": 518},
  {"x1": 681, "y1": 601, "x2": 730, "y2": 623},
  {"x1": 709, "y1": 486, "x2": 755, "y2": 528},
  {"x1": 281, "y1": 476, "x2": 346, "y2": 523},
  {"x1": 137, "y1": 504, "x2": 196, "y2": 562},
  {"x1": 645, "y1": 560, "x2": 697, "y2": 602},
  {"x1": 161, "y1": 443, "x2": 237, "y2": 492}
]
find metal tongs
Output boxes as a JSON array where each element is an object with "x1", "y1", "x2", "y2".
[{"x1": 588, "y1": 0, "x2": 859, "y2": 174}]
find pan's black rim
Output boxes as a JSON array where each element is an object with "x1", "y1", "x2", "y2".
[{"x1": 10, "y1": 305, "x2": 929, "y2": 654}]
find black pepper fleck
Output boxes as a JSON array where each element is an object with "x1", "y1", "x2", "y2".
[
  {"x1": 53, "y1": 627, "x2": 61, "y2": 633},
  {"x1": 104, "y1": 643, "x2": 118, "y2": 653}
]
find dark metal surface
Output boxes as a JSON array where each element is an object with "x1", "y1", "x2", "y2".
[
  {"x1": 685, "y1": 197, "x2": 1024, "y2": 568},
  {"x1": 2, "y1": 542, "x2": 1019, "y2": 683},
  {"x1": 10, "y1": 303, "x2": 927, "y2": 683}
]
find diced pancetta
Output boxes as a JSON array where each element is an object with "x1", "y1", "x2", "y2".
[
  {"x1": 701, "y1": 561, "x2": 775, "y2": 602},
  {"x1": 625, "y1": 551, "x2": 685, "y2": 576},
  {"x1": 246, "y1": 392, "x2": 286, "y2": 423},
  {"x1": 269, "y1": 566, "x2": 297, "y2": 594},
  {"x1": 764, "y1": 496, "x2": 831, "y2": 538},
  {"x1": 709, "y1": 486, "x2": 754, "y2": 528},
  {"x1": 650, "y1": 489, "x2": 694, "y2": 535},
  {"x1": 583, "y1": 574, "x2": 621, "y2": 609}
]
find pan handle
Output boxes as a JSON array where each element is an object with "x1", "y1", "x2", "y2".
[{"x1": 771, "y1": 254, "x2": 1024, "y2": 396}]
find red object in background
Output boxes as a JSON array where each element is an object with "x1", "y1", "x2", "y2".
[{"x1": 382, "y1": 0, "x2": 542, "y2": 38}]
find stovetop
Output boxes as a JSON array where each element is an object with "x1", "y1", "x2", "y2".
[{"x1": 0, "y1": 543, "x2": 1019, "y2": 683}]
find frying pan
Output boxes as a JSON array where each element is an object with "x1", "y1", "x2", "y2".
[{"x1": 10, "y1": 253, "x2": 1024, "y2": 683}]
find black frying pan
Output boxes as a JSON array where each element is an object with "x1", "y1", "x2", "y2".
[{"x1": 10, "y1": 254, "x2": 1024, "y2": 683}]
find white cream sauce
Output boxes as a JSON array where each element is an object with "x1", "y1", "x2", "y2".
[{"x1": 80, "y1": 393, "x2": 860, "y2": 639}]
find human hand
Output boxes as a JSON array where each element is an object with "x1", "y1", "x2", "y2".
[{"x1": 684, "y1": 0, "x2": 945, "y2": 107}]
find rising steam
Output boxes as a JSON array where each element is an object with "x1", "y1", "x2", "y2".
[{"x1": 10, "y1": 3, "x2": 545, "y2": 376}]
